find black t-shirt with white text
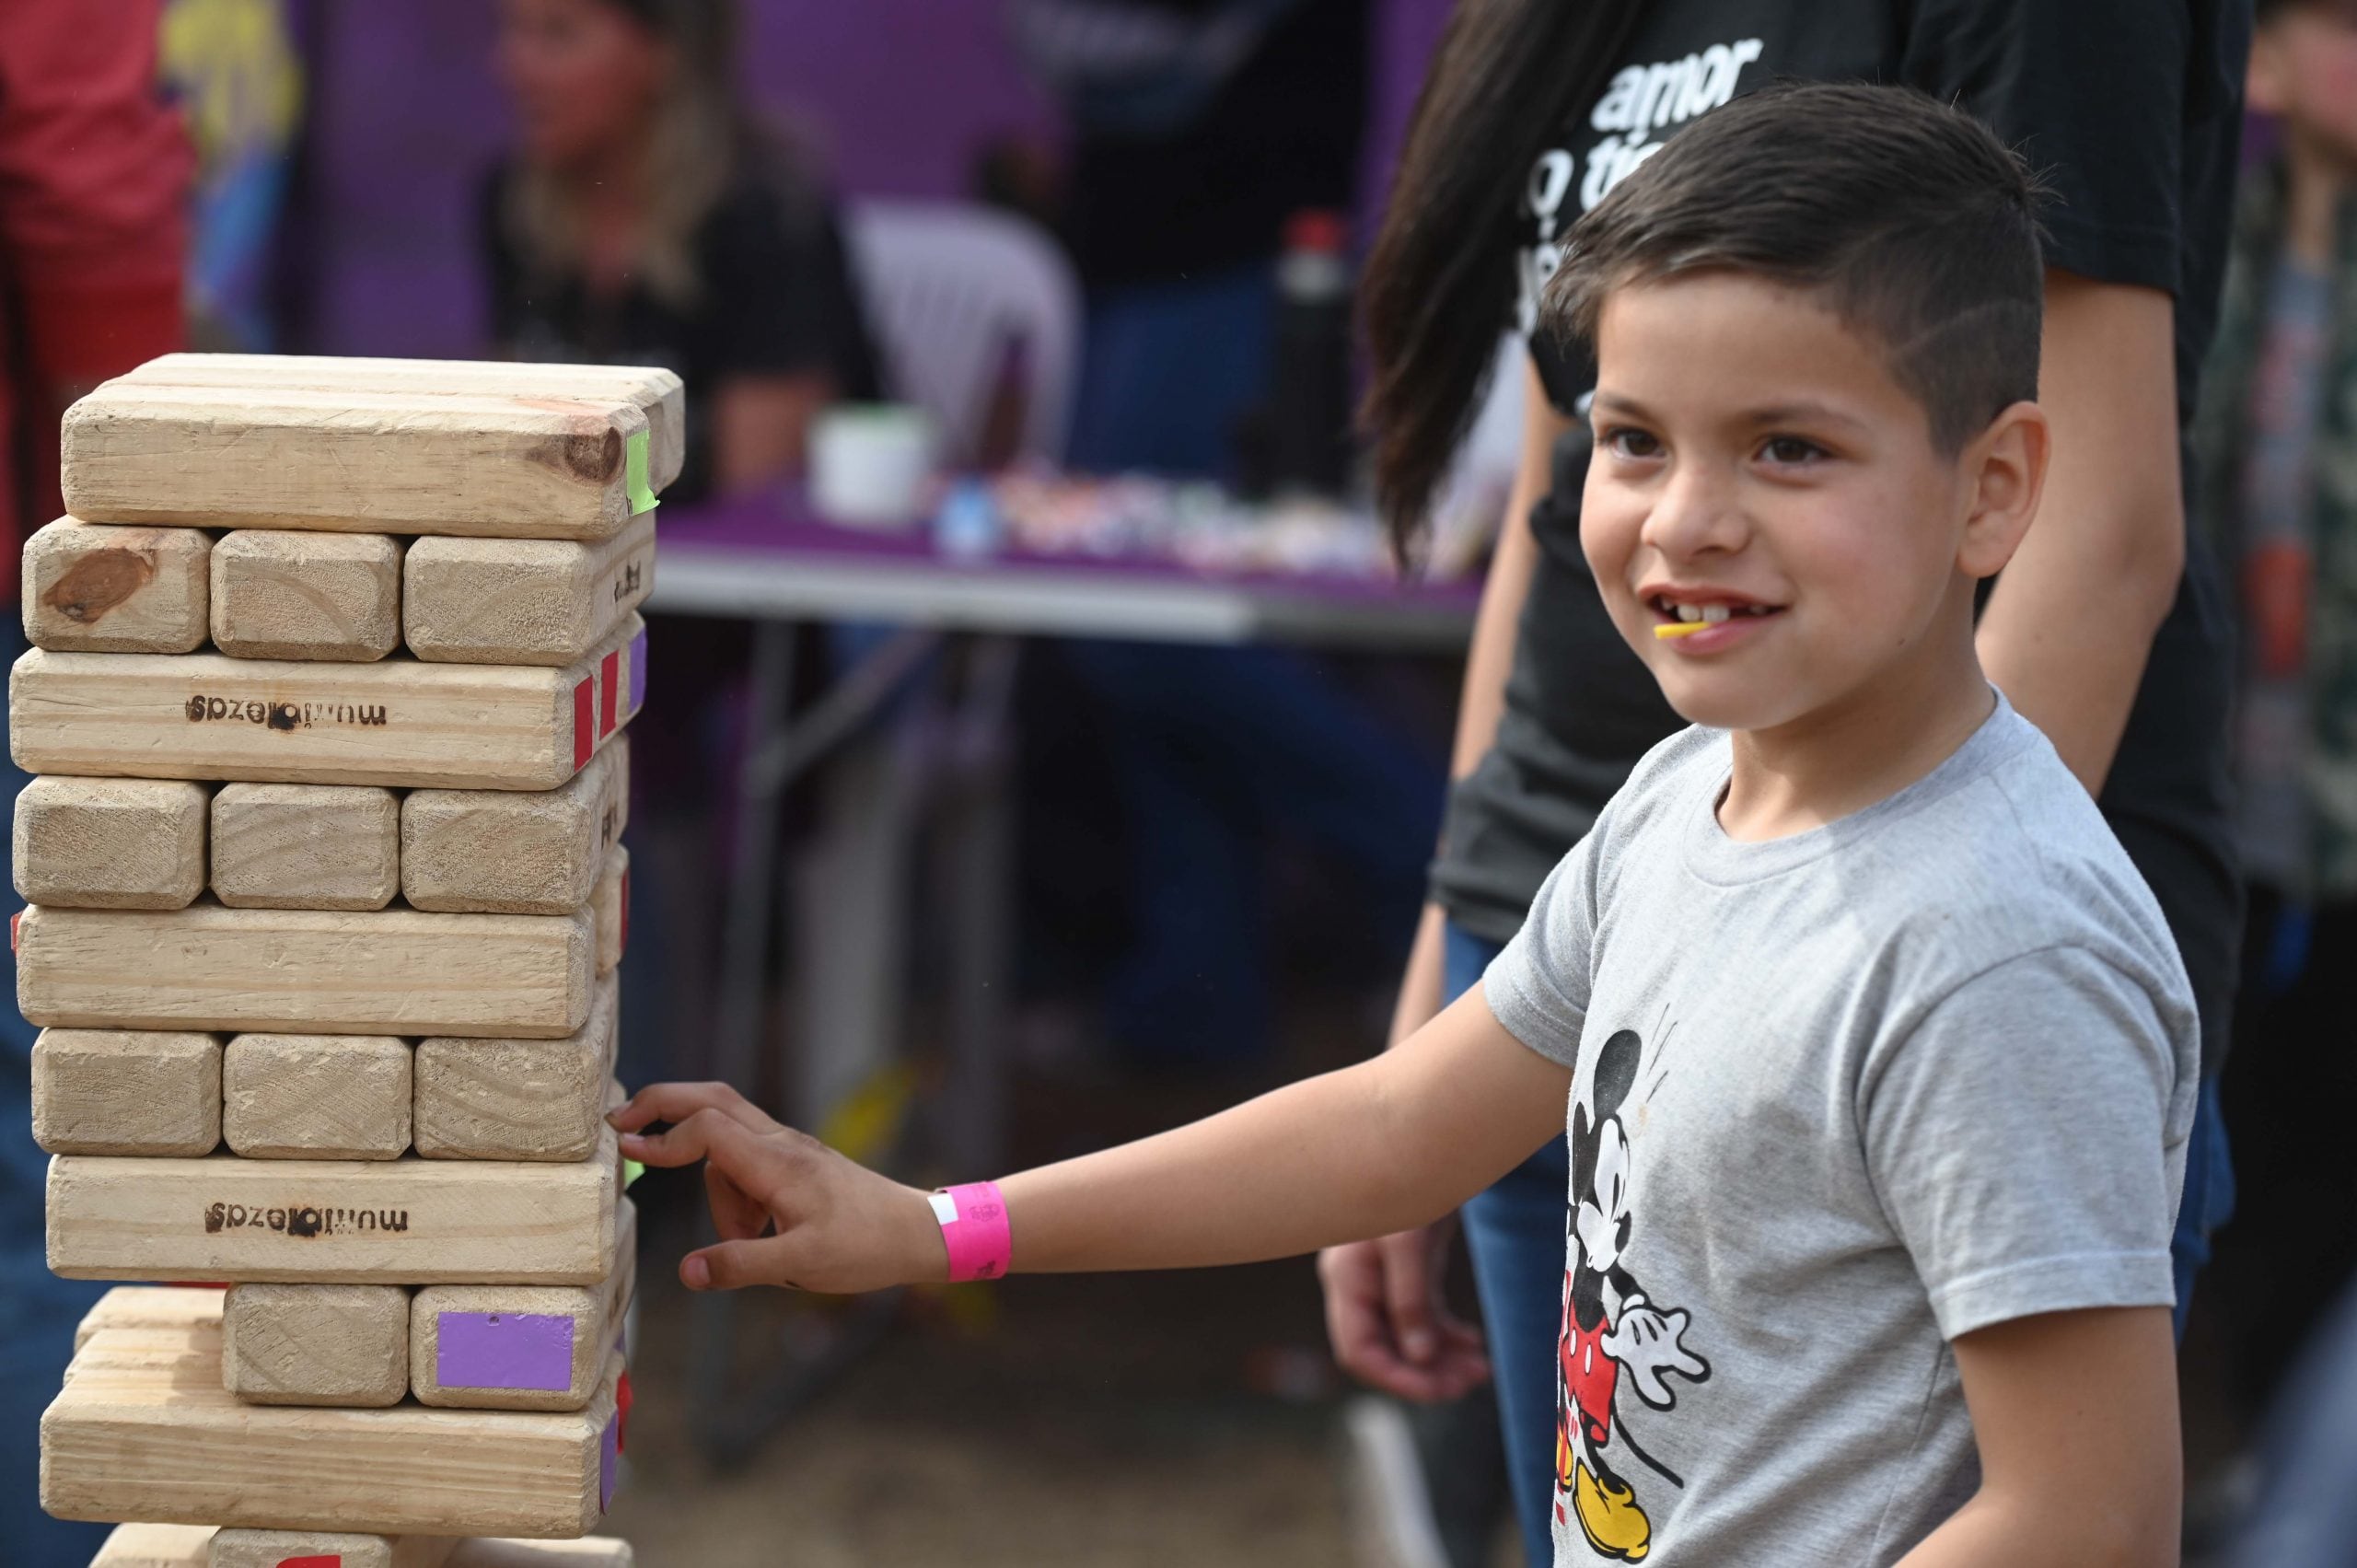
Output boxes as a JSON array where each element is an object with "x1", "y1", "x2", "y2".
[{"x1": 1431, "y1": 0, "x2": 2249, "y2": 1074}]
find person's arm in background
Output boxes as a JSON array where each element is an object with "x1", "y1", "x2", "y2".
[
  {"x1": 708, "y1": 373, "x2": 837, "y2": 491},
  {"x1": 0, "y1": 0, "x2": 192, "y2": 598},
  {"x1": 1318, "y1": 354, "x2": 1573, "y2": 1401},
  {"x1": 1975, "y1": 273, "x2": 2184, "y2": 792}
]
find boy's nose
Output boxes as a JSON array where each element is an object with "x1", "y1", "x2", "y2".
[{"x1": 1640, "y1": 466, "x2": 1749, "y2": 559}]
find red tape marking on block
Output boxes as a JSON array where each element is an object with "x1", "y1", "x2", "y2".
[
  {"x1": 573, "y1": 677, "x2": 595, "y2": 771},
  {"x1": 617, "y1": 1367, "x2": 633, "y2": 1452},
  {"x1": 598, "y1": 650, "x2": 620, "y2": 739},
  {"x1": 279, "y1": 1557, "x2": 342, "y2": 1568}
]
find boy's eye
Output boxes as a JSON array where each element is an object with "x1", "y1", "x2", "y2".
[
  {"x1": 1603, "y1": 427, "x2": 1662, "y2": 459},
  {"x1": 1759, "y1": 436, "x2": 1828, "y2": 466}
]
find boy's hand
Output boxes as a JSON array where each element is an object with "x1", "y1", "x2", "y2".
[{"x1": 608, "y1": 1082, "x2": 946, "y2": 1294}]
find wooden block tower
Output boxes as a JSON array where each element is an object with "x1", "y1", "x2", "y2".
[{"x1": 17, "y1": 354, "x2": 677, "y2": 1567}]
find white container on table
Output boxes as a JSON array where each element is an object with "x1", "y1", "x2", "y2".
[{"x1": 808, "y1": 403, "x2": 936, "y2": 529}]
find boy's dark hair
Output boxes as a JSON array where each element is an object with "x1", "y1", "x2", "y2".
[{"x1": 1546, "y1": 82, "x2": 2048, "y2": 454}]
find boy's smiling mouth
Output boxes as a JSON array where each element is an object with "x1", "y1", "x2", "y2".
[{"x1": 1644, "y1": 589, "x2": 1786, "y2": 643}]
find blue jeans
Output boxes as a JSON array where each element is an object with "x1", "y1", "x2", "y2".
[
  {"x1": 0, "y1": 616, "x2": 108, "y2": 1565},
  {"x1": 1442, "y1": 920, "x2": 2235, "y2": 1568}
]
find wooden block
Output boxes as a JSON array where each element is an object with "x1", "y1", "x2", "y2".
[
  {"x1": 222, "y1": 1283, "x2": 409, "y2": 1407},
  {"x1": 210, "y1": 1530, "x2": 456, "y2": 1568},
  {"x1": 15, "y1": 775, "x2": 208, "y2": 911},
  {"x1": 63, "y1": 380, "x2": 650, "y2": 540},
  {"x1": 413, "y1": 975, "x2": 616, "y2": 1160},
  {"x1": 95, "y1": 1528, "x2": 633, "y2": 1568},
  {"x1": 48, "y1": 1130, "x2": 618, "y2": 1284},
  {"x1": 91, "y1": 1523, "x2": 218, "y2": 1568},
  {"x1": 33, "y1": 1028, "x2": 222, "y2": 1156},
  {"x1": 591, "y1": 846, "x2": 628, "y2": 977},
  {"x1": 411, "y1": 1283, "x2": 602, "y2": 1412},
  {"x1": 24, "y1": 517, "x2": 210, "y2": 653},
  {"x1": 447, "y1": 1542, "x2": 633, "y2": 1568},
  {"x1": 18, "y1": 901, "x2": 594, "y2": 1038},
  {"x1": 212, "y1": 530, "x2": 403, "y2": 662},
  {"x1": 123, "y1": 353, "x2": 685, "y2": 494},
  {"x1": 212, "y1": 784, "x2": 401, "y2": 911},
  {"x1": 75, "y1": 1285, "x2": 227, "y2": 1351},
  {"x1": 224, "y1": 1035, "x2": 412, "y2": 1159},
  {"x1": 44, "y1": 1324, "x2": 623, "y2": 1536},
  {"x1": 406, "y1": 513, "x2": 654, "y2": 667},
  {"x1": 401, "y1": 745, "x2": 619, "y2": 916},
  {"x1": 63, "y1": 1322, "x2": 227, "y2": 1385},
  {"x1": 12, "y1": 612, "x2": 645, "y2": 790},
  {"x1": 411, "y1": 1201, "x2": 632, "y2": 1414}
]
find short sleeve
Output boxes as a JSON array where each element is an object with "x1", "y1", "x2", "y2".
[
  {"x1": 1863, "y1": 947, "x2": 2190, "y2": 1340},
  {"x1": 696, "y1": 179, "x2": 867, "y2": 386},
  {"x1": 1481, "y1": 829, "x2": 1603, "y2": 1068},
  {"x1": 1898, "y1": 0, "x2": 2191, "y2": 294}
]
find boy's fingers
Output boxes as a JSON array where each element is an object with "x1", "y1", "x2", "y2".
[
  {"x1": 681, "y1": 1235, "x2": 806, "y2": 1293},
  {"x1": 704, "y1": 1161, "x2": 771, "y2": 1242},
  {"x1": 609, "y1": 1081, "x2": 774, "y2": 1135},
  {"x1": 620, "y1": 1108, "x2": 794, "y2": 1196},
  {"x1": 1376, "y1": 1229, "x2": 1440, "y2": 1362}
]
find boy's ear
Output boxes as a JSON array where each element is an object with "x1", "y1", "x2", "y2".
[{"x1": 1956, "y1": 401, "x2": 2049, "y2": 579}]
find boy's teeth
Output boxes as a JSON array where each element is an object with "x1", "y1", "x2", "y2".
[
  {"x1": 1701, "y1": 604, "x2": 1730, "y2": 624},
  {"x1": 1677, "y1": 602, "x2": 1701, "y2": 621}
]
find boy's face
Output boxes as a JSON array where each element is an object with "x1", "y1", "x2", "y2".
[{"x1": 1582, "y1": 273, "x2": 1992, "y2": 734}]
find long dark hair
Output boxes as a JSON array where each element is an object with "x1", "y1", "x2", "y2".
[{"x1": 1360, "y1": 1, "x2": 1641, "y2": 552}]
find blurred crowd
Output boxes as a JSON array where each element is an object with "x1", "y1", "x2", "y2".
[{"x1": 1, "y1": 0, "x2": 2355, "y2": 1564}]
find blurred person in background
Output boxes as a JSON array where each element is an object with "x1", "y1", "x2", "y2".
[
  {"x1": 2191, "y1": 0, "x2": 2357, "y2": 1424},
  {"x1": 1010, "y1": 0, "x2": 1445, "y2": 1077},
  {"x1": 483, "y1": 0, "x2": 886, "y2": 1087},
  {"x1": 1013, "y1": 0, "x2": 1368, "y2": 476},
  {"x1": 1323, "y1": 3, "x2": 2250, "y2": 1562},
  {"x1": 0, "y1": 3, "x2": 193, "y2": 1558},
  {"x1": 483, "y1": 0, "x2": 881, "y2": 502}
]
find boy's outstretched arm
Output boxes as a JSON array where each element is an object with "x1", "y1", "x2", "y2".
[
  {"x1": 1897, "y1": 1306, "x2": 2180, "y2": 1567},
  {"x1": 611, "y1": 986, "x2": 1572, "y2": 1294}
]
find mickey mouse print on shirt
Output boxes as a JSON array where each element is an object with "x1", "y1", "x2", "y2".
[{"x1": 1556, "y1": 1026, "x2": 1709, "y2": 1562}]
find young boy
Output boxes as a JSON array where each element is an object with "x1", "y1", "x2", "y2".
[{"x1": 615, "y1": 83, "x2": 2195, "y2": 1565}]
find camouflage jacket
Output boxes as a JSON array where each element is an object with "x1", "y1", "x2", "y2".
[{"x1": 2190, "y1": 158, "x2": 2357, "y2": 898}]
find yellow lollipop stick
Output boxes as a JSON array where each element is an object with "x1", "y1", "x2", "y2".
[{"x1": 1655, "y1": 621, "x2": 1711, "y2": 639}]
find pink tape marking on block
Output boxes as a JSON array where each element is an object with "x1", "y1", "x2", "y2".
[
  {"x1": 930, "y1": 1180, "x2": 1012, "y2": 1282},
  {"x1": 572, "y1": 677, "x2": 595, "y2": 771}
]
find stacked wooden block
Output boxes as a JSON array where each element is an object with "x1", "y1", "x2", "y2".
[{"x1": 16, "y1": 354, "x2": 677, "y2": 1566}]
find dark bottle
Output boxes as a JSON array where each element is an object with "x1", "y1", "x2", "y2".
[{"x1": 1267, "y1": 208, "x2": 1353, "y2": 498}]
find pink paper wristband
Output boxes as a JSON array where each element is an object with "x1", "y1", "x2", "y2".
[{"x1": 929, "y1": 1181, "x2": 1012, "y2": 1282}]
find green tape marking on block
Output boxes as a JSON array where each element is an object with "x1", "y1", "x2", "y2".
[
  {"x1": 622, "y1": 1156, "x2": 646, "y2": 1190},
  {"x1": 624, "y1": 427, "x2": 657, "y2": 516}
]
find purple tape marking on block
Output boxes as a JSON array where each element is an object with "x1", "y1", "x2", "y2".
[
  {"x1": 435, "y1": 1311, "x2": 575, "y2": 1391},
  {"x1": 600, "y1": 1411, "x2": 619, "y2": 1509},
  {"x1": 627, "y1": 629, "x2": 647, "y2": 715}
]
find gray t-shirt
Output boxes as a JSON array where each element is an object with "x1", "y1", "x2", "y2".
[{"x1": 1484, "y1": 695, "x2": 2198, "y2": 1567}]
